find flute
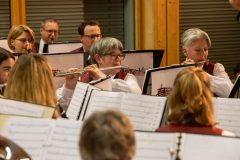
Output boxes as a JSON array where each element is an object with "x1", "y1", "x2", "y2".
[{"x1": 53, "y1": 65, "x2": 129, "y2": 77}]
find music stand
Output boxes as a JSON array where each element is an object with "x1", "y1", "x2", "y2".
[
  {"x1": 229, "y1": 75, "x2": 240, "y2": 98},
  {"x1": 142, "y1": 64, "x2": 195, "y2": 95}
]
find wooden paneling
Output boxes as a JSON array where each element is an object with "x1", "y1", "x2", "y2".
[
  {"x1": 10, "y1": 0, "x2": 26, "y2": 25},
  {"x1": 135, "y1": 0, "x2": 179, "y2": 66}
]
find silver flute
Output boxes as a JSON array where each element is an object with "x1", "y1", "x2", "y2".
[{"x1": 53, "y1": 65, "x2": 129, "y2": 77}]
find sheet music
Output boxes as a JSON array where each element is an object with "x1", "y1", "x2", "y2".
[
  {"x1": 181, "y1": 133, "x2": 240, "y2": 160},
  {"x1": 66, "y1": 82, "x2": 89, "y2": 120},
  {"x1": 1, "y1": 117, "x2": 82, "y2": 160},
  {"x1": 79, "y1": 85, "x2": 101, "y2": 121},
  {"x1": 214, "y1": 97, "x2": 240, "y2": 136},
  {"x1": 134, "y1": 132, "x2": 178, "y2": 160},
  {"x1": 84, "y1": 90, "x2": 122, "y2": 119},
  {"x1": 44, "y1": 53, "x2": 84, "y2": 88},
  {"x1": 121, "y1": 95, "x2": 166, "y2": 131},
  {"x1": 42, "y1": 119, "x2": 81, "y2": 160},
  {"x1": 1, "y1": 117, "x2": 53, "y2": 160},
  {"x1": 85, "y1": 90, "x2": 167, "y2": 131},
  {"x1": 90, "y1": 76, "x2": 112, "y2": 91},
  {"x1": 151, "y1": 65, "x2": 193, "y2": 96},
  {"x1": 0, "y1": 98, "x2": 45, "y2": 117}
]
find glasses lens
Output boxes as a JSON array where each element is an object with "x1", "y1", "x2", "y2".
[
  {"x1": 84, "y1": 34, "x2": 101, "y2": 39},
  {"x1": 16, "y1": 38, "x2": 33, "y2": 43},
  {"x1": 45, "y1": 29, "x2": 58, "y2": 34}
]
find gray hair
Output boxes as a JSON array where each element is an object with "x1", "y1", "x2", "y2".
[
  {"x1": 40, "y1": 17, "x2": 59, "y2": 28},
  {"x1": 181, "y1": 28, "x2": 211, "y2": 49},
  {"x1": 89, "y1": 37, "x2": 124, "y2": 64}
]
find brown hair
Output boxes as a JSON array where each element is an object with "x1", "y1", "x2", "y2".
[
  {"x1": 167, "y1": 67, "x2": 215, "y2": 126},
  {"x1": 80, "y1": 109, "x2": 136, "y2": 160}
]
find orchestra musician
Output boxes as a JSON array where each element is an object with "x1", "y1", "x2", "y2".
[
  {"x1": 7, "y1": 25, "x2": 35, "y2": 54},
  {"x1": 156, "y1": 67, "x2": 235, "y2": 136},
  {"x1": 79, "y1": 109, "x2": 136, "y2": 160},
  {"x1": 0, "y1": 47, "x2": 15, "y2": 96},
  {"x1": 37, "y1": 17, "x2": 60, "y2": 53},
  {"x1": 71, "y1": 20, "x2": 102, "y2": 66},
  {"x1": 57, "y1": 37, "x2": 142, "y2": 112},
  {"x1": 181, "y1": 28, "x2": 233, "y2": 97},
  {"x1": 3, "y1": 54, "x2": 60, "y2": 118}
]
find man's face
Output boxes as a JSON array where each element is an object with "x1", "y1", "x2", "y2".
[
  {"x1": 80, "y1": 25, "x2": 101, "y2": 52},
  {"x1": 40, "y1": 21, "x2": 59, "y2": 43},
  {"x1": 0, "y1": 58, "x2": 15, "y2": 84}
]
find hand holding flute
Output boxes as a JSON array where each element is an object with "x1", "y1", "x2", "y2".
[
  {"x1": 60, "y1": 64, "x2": 129, "y2": 89},
  {"x1": 53, "y1": 65, "x2": 129, "y2": 77}
]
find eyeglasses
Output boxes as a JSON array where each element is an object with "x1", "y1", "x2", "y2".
[
  {"x1": 15, "y1": 38, "x2": 33, "y2": 43},
  {"x1": 44, "y1": 29, "x2": 59, "y2": 34},
  {"x1": 104, "y1": 52, "x2": 125, "y2": 61},
  {"x1": 83, "y1": 34, "x2": 102, "y2": 39}
]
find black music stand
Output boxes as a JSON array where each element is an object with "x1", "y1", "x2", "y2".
[{"x1": 229, "y1": 75, "x2": 240, "y2": 98}]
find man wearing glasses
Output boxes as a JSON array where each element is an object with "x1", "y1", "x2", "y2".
[
  {"x1": 37, "y1": 17, "x2": 59, "y2": 53},
  {"x1": 71, "y1": 20, "x2": 102, "y2": 66}
]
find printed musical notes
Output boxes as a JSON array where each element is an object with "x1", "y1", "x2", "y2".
[
  {"x1": 1, "y1": 117, "x2": 81, "y2": 160},
  {"x1": 214, "y1": 97, "x2": 240, "y2": 136},
  {"x1": 0, "y1": 98, "x2": 54, "y2": 118},
  {"x1": 134, "y1": 132, "x2": 179, "y2": 160},
  {"x1": 84, "y1": 90, "x2": 167, "y2": 131}
]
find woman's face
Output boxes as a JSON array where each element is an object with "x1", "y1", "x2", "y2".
[
  {"x1": 11, "y1": 31, "x2": 33, "y2": 53},
  {"x1": 184, "y1": 39, "x2": 209, "y2": 62},
  {"x1": 97, "y1": 48, "x2": 125, "y2": 75},
  {"x1": 0, "y1": 58, "x2": 15, "y2": 84}
]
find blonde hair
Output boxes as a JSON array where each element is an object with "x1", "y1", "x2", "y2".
[
  {"x1": 80, "y1": 109, "x2": 136, "y2": 160},
  {"x1": 7, "y1": 25, "x2": 35, "y2": 50},
  {"x1": 167, "y1": 67, "x2": 215, "y2": 126},
  {"x1": 4, "y1": 54, "x2": 56, "y2": 108},
  {"x1": 181, "y1": 28, "x2": 211, "y2": 50}
]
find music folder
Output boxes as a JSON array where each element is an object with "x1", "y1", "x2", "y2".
[
  {"x1": 48, "y1": 41, "x2": 82, "y2": 53},
  {"x1": 66, "y1": 76, "x2": 112, "y2": 120},
  {"x1": 229, "y1": 75, "x2": 240, "y2": 98},
  {"x1": 142, "y1": 64, "x2": 195, "y2": 96},
  {"x1": 0, "y1": 117, "x2": 82, "y2": 160},
  {"x1": 0, "y1": 98, "x2": 55, "y2": 118},
  {"x1": 134, "y1": 131, "x2": 240, "y2": 160},
  {"x1": 66, "y1": 80, "x2": 168, "y2": 131}
]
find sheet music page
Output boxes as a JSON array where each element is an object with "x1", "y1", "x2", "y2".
[
  {"x1": 1, "y1": 117, "x2": 54, "y2": 160},
  {"x1": 121, "y1": 94, "x2": 167, "y2": 131},
  {"x1": 122, "y1": 52, "x2": 153, "y2": 89},
  {"x1": 0, "y1": 98, "x2": 44, "y2": 117},
  {"x1": 91, "y1": 76, "x2": 112, "y2": 91},
  {"x1": 151, "y1": 65, "x2": 193, "y2": 96},
  {"x1": 83, "y1": 90, "x2": 123, "y2": 119},
  {"x1": 214, "y1": 97, "x2": 240, "y2": 136},
  {"x1": 42, "y1": 119, "x2": 82, "y2": 160},
  {"x1": 181, "y1": 133, "x2": 240, "y2": 160},
  {"x1": 44, "y1": 53, "x2": 83, "y2": 88},
  {"x1": 134, "y1": 132, "x2": 178, "y2": 160},
  {"x1": 79, "y1": 85, "x2": 101, "y2": 121},
  {"x1": 66, "y1": 82, "x2": 89, "y2": 120}
]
